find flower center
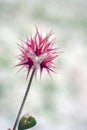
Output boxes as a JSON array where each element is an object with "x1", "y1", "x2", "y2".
[
  {"x1": 34, "y1": 53, "x2": 47, "y2": 66},
  {"x1": 35, "y1": 56, "x2": 40, "y2": 65},
  {"x1": 28, "y1": 49, "x2": 47, "y2": 67}
]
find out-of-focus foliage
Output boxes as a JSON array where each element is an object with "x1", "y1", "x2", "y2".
[{"x1": 0, "y1": 0, "x2": 87, "y2": 130}]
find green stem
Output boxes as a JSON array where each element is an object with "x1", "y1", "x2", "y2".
[{"x1": 12, "y1": 68, "x2": 35, "y2": 130}]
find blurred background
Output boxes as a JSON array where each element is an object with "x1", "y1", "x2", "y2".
[{"x1": 0, "y1": 0, "x2": 87, "y2": 130}]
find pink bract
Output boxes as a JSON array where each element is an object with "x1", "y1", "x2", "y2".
[{"x1": 16, "y1": 28, "x2": 59, "y2": 77}]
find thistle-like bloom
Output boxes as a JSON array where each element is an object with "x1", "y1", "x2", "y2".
[{"x1": 17, "y1": 29, "x2": 59, "y2": 77}]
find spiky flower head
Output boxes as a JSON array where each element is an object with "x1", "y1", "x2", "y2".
[{"x1": 16, "y1": 28, "x2": 60, "y2": 78}]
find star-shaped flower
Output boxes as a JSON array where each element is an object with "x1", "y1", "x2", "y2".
[{"x1": 16, "y1": 28, "x2": 60, "y2": 78}]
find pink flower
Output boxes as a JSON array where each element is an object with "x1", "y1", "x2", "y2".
[{"x1": 16, "y1": 28, "x2": 60, "y2": 77}]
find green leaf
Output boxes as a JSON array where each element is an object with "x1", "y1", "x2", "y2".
[{"x1": 18, "y1": 113, "x2": 36, "y2": 130}]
